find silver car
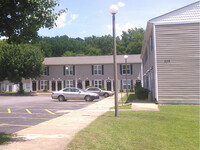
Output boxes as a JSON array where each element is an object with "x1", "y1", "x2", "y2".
[
  {"x1": 51, "y1": 88, "x2": 99, "y2": 101},
  {"x1": 85, "y1": 87, "x2": 114, "y2": 97}
]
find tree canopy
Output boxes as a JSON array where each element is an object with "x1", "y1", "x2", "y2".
[
  {"x1": 0, "y1": 42, "x2": 44, "y2": 92},
  {"x1": 0, "y1": 0, "x2": 66, "y2": 43},
  {"x1": 32, "y1": 27, "x2": 145, "y2": 57}
]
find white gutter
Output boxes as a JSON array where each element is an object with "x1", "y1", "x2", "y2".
[{"x1": 153, "y1": 25, "x2": 159, "y2": 102}]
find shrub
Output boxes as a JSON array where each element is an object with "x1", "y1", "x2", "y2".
[
  {"x1": 86, "y1": 86, "x2": 93, "y2": 88},
  {"x1": 130, "y1": 89, "x2": 134, "y2": 92},
  {"x1": 43, "y1": 89, "x2": 48, "y2": 92},
  {"x1": 120, "y1": 89, "x2": 124, "y2": 92},
  {"x1": 135, "y1": 87, "x2": 149, "y2": 100},
  {"x1": 102, "y1": 88, "x2": 106, "y2": 90}
]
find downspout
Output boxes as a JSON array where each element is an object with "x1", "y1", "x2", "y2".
[{"x1": 153, "y1": 24, "x2": 159, "y2": 103}]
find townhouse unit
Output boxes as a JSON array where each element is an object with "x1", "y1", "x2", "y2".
[
  {"x1": 0, "y1": 55, "x2": 142, "y2": 92},
  {"x1": 141, "y1": 1, "x2": 200, "y2": 104}
]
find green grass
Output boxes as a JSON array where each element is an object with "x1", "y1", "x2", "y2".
[
  {"x1": 0, "y1": 133, "x2": 12, "y2": 144},
  {"x1": 66, "y1": 105, "x2": 199, "y2": 150},
  {"x1": 118, "y1": 104, "x2": 131, "y2": 109}
]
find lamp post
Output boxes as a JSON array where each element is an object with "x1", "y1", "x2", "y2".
[
  {"x1": 109, "y1": 5, "x2": 118, "y2": 117},
  {"x1": 124, "y1": 55, "x2": 128, "y2": 98}
]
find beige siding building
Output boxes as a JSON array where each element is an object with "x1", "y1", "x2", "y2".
[
  {"x1": 0, "y1": 55, "x2": 142, "y2": 92},
  {"x1": 141, "y1": 1, "x2": 200, "y2": 104}
]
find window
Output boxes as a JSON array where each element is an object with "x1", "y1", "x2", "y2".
[
  {"x1": 66, "y1": 65, "x2": 74, "y2": 75},
  {"x1": 94, "y1": 80, "x2": 102, "y2": 88},
  {"x1": 122, "y1": 79, "x2": 131, "y2": 90},
  {"x1": 40, "y1": 80, "x2": 48, "y2": 90},
  {"x1": 94, "y1": 65, "x2": 102, "y2": 75},
  {"x1": 43, "y1": 66, "x2": 49, "y2": 76},
  {"x1": 122, "y1": 64, "x2": 131, "y2": 75},
  {"x1": 63, "y1": 88, "x2": 70, "y2": 92},
  {"x1": 65, "y1": 80, "x2": 74, "y2": 88}
]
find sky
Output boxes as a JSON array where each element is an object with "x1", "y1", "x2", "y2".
[{"x1": 38, "y1": 0, "x2": 198, "y2": 39}]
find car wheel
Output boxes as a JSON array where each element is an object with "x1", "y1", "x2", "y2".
[
  {"x1": 104, "y1": 93, "x2": 109, "y2": 97},
  {"x1": 58, "y1": 95, "x2": 65, "y2": 101},
  {"x1": 85, "y1": 95, "x2": 91, "y2": 101}
]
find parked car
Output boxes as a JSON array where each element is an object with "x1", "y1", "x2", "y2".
[
  {"x1": 85, "y1": 87, "x2": 114, "y2": 97},
  {"x1": 51, "y1": 87, "x2": 99, "y2": 101}
]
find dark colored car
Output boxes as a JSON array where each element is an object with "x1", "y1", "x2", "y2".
[{"x1": 85, "y1": 87, "x2": 114, "y2": 97}]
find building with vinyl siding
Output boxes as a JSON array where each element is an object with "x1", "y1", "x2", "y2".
[
  {"x1": 0, "y1": 55, "x2": 142, "y2": 92},
  {"x1": 141, "y1": 1, "x2": 200, "y2": 104}
]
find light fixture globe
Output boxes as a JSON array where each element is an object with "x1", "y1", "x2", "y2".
[
  {"x1": 109, "y1": 5, "x2": 118, "y2": 14},
  {"x1": 124, "y1": 55, "x2": 128, "y2": 59}
]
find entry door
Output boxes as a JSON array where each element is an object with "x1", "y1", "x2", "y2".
[
  {"x1": 52, "y1": 81, "x2": 56, "y2": 91},
  {"x1": 77, "y1": 80, "x2": 82, "y2": 89},
  {"x1": 85, "y1": 80, "x2": 89, "y2": 89},
  {"x1": 107, "y1": 80, "x2": 111, "y2": 91},
  {"x1": 32, "y1": 81, "x2": 36, "y2": 91},
  {"x1": 57, "y1": 81, "x2": 62, "y2": 91}
]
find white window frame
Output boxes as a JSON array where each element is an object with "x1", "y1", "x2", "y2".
[
  {"x1": 43, "y1": 66, "x2": 48, "y2": 76},
  {"x1": 122, "y1": 79, "x2": 131, "y2": 90},
  {"x1": 94, "y1": 65, "x2": 102, "y2": 75},
  {"x1": 65, "y1": 80, "x2": 74, "y2": 88},
  {"x1": 66, "y1": 65, "x2": 74, "y2": 75},
  {"x1": 122, "y1": 64, "x2": 131, "y2": 75},
  {"x1": 94, "y1": 80, "x2": 102, "y2": 88},
  {"x1": 40, "y1": 80, "x2": 48, "y2": 90}
]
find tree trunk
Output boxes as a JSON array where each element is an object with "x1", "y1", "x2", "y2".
[{"x1": 18, "y1": 81, "x2": 24, "y2": 94}]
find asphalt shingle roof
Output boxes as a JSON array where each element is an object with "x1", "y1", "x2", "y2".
[{"x1": 43, "y1": 54, "x2": 141, "y2": 65}]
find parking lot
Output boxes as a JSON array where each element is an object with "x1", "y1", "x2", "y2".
[{"x1": 0, "y1": 95, "x2": 102, "y2": 134}]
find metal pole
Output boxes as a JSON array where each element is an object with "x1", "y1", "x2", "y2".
[
  {"x1": 112, "y1": 13, "x2": 118, "y2": 117},
  {"x1": 125, "y1": 58, "x2": 128, "y2": 98}
]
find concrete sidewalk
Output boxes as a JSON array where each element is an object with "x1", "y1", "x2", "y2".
[{"x1": 0, "y1": 94, "x2": 125, "y2": 150}]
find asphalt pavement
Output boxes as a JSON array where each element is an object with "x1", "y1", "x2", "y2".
[{"x1": 0, "y1": 95, "x2": 101, "y2": 134}]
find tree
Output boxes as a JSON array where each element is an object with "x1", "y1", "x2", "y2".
[
  {"x1": 0, "y1": 43, "x2": 44, "y2": 93},
  {"x1": 120, "y1": 28, "x2": 145, "y2": 54},
  {"x1": 0, "y1": 0, "x2": 66, "y2": 43}
]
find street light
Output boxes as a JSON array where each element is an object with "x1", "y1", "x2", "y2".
[
  {"x1": 124, "y1": 55, "x2": 128, "y2": 98},
  {"x1": 109, "y1": 5, "x2": 119, "y2": 117}
]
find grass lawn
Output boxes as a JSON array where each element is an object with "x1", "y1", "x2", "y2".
[
  {"x1": 0, "y1": 133, "x2": 12, "y2": 144},
  {"x1": 66, "y1": 105, "x2": 199, "y2": 150}
]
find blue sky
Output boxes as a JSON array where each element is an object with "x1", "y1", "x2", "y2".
[{"x1": 38, "y1": 0, "x2": 197, "y2": 39}]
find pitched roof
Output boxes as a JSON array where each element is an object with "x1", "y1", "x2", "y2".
[
  {"x1": 43, "y1": 54, "x2": 141, "y2": 65},
  {"x1": 141, "y1": 1, "x2": 200, "y2": 58},
  {"x1": 150, "y1": 1, "x2": 200, "y2": 24}
]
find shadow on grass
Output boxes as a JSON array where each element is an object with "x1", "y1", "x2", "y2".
[
  {"x1": 0, "y1": 92, "x2": 37, "y2": 96},
  {"x1": 125, "y1": 93, "x2": 137, "y2": 103}
]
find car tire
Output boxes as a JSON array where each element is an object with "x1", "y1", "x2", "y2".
[
  {"x1": 104, "y1": 93, "x2": 109, "y2": 97},
  {"x1": 58, "y1": 95, "x2": 65, "y2": 101},
  {"x1": 85, "y1": 95, "x2": 92, "y2": 101}
]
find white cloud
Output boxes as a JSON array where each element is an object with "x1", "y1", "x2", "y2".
[
  {"x1": 67, "y1": 14, "x2": 79, "y2": 25},
  {"x1": 81, "y1": 31, "x2": 86, "y2": 35},
  {"x1": 55, "y1": 12, "x2": 67, "y2": 28},
  {"x1": 107, "y1": 22, "x2": 135, "y2": 36},
  {"x1": 70, "y1": 14, "x2": 79, "y2": 20},
  {"x1": 118, "y1": 2, "x2": 125, "y2": 7}
]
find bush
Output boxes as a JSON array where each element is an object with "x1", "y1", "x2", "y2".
[
  {"x1": 43, "y1": 89, "x2": 48, "y2": 92},
  {"x1": 130, "y1": 89, "x2": 134, "y2": 92},
  {"x1": 86, "y1": 86, "x2": 93, "y2": 88},
  {"x1": 120, "y1": 89, "x2": 124, "y2": 92},
  {"x1": 102, "y1": 88, "x2": 106, "y2": 90},
  {"x1": 135, "y1": 87, "x2": 149, "y2": 100}
]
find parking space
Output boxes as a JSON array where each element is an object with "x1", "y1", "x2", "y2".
[{"x1": 0, "y1": 95, "x2": 103, "y2": 134}]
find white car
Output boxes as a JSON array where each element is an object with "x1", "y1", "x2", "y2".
[{"x1": 51, "y1": 87, "x2": 99, "y2": 101}]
